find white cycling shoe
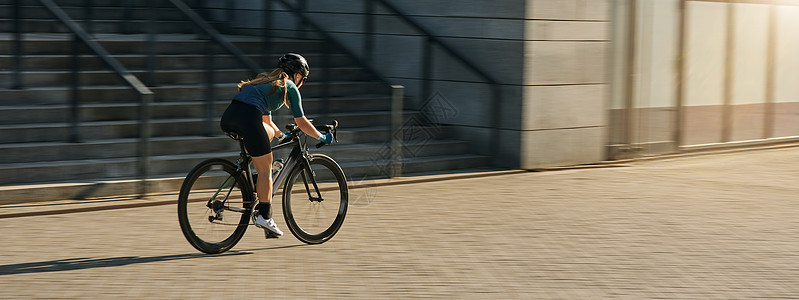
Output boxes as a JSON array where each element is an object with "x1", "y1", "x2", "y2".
[{"x1": 253, "y1": 214, "x2": 284, "y2": 238}]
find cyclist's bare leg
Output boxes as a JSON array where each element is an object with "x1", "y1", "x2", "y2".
[
  {"x1": 252, "y1": 124, "x2": 276, "y2": 205},
  {"x1": 250, "y1": 125, "x2": 284, "y2": 237},
  {"x1": 252, "y1": 153, "x2": 273, "y2": 204}
]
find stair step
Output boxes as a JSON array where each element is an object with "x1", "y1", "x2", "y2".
[
  {"x1": 310, "y1": 140, "x2": 472, "y2": 165},
  {"x1": 0, "y1": 18, "x2": 223, "y2": 34},
  {"x1": 0, "y1": 136, "x2": 237, "y2": 164},
  {"x1": 0, "y1": 5, "x2": 203, "y2": 20},
  {"x1": 0, "y1": 142, "x2": 476, "y2": 185},
  {"x1": 0, "y1": 34, "x2": 326, "y2": 55},
  {"x1": 0, "y1": 53, "x2": 355, "y2": 71},
  {"x1": 0, "y1": 134, "x2": 465, "y2": 165},
  {"x1": 0, "y1": 118, "x2": 211, "y2": 143},
  {"x1": 0, "y1": 67, "x2": 371, "y2": 87},
  {"x1": 0, "y1": 81, "x2": 392, "y2": 104},
  {"x1": 0, "y1": 0, "x2": 487, "y2": 191},
  {"x1": 340, "y1": 154, "x2": 490, "y2": 180},
  {"x1": 0, "y1": 153, "x2": 488, "y2": 201},
  {"x1": 0, "y1": 102, "x2": 225, "y2": 125},
  {"x1": 0, "y1": 111, "x2": 421, "y2": 143},
  {"x1": 0, "y1": 0, "x2": 203, "y2": 7},
  {"x1": 0, "y1": 95, "x2": 396, "y2": 125}
]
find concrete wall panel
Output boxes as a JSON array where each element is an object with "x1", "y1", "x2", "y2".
[
  {"x1": 524, "y1": 41, "x2": 608, "y2": 85},
  {"x1": 523, "y1": 84, "x2": 607, "y2": 131},
  {"x1": 520, "y1": 126, "x2": 605, "y2": 168},
  {"x1": 526, "y1": 20, "x2": 609, "y2": 41},
  {"x1": 388, "y1": 0, "x2": 526, "y2": 19},
  {"x1": 529, "y1": 0, "x2": 610, "y2": 21}
]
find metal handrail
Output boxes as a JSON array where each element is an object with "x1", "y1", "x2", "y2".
[
  {"x1": 272, "y1": 0, "x2": 394, "y2": 86},
  {"x1": 371, "y1": 0, "x2": 503, "y2": 160},
  {"x1": 366, "y1": 1, "x2": 503, "y2": 154},
  {"x1": 31, "y1": 0, "x2": 155, "y2": 197},
  {"x1": 169, "y1": 0, "x2": 263, "y2": 75},
  {"x1": 371, "y1": 0, "x2": 500, "y2": 87},
  {"x1": 272, "y1": 0, "x2": 395, "y2": 121},
  {"x1": 38, "y1": 0, "x2": 153, "y2": 97},
  {"x1": 11, "y1": 0, "x2": 22, "y2": 89}
]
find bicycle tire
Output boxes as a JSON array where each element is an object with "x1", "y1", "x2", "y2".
[
  {"x1": 178, "y1": 158, "x2": 253, "y2": 254},
  {"x1": 282, "y1": 154, "x2": 348, "y2": 244}
]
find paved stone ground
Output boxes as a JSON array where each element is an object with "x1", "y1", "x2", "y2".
[{"x1": 2, "y1": 146, "x2": 799, "y2": 299}]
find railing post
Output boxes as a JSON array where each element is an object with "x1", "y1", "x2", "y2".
[
  {"x1": 12, "y1": 0, "x2": 23, "y2": 89},
  {"x1": 322, "y1": 43, "x2": 331, "y2": 118},
  {"x1": 262, "y1": 0, "x2": 272, "y2": 67},
  {"x1": 145, "y1": 0, "x2": 157, "y2": 86},
  {"x1": 764, "y1": 4, "x2": 777, "y2": 139},
  {"x1": 674, "y1": 0, "x2": 686, "y2": 149},
  {"x1": 69, "y1": 33, "x2": 81, "y2": 143},
  {"x1": 204, "y1": 38, "x2": 215, "y2": 136},
  {"x1": 420, "y1": 36, "x2": 432, "y2": 109},
  {"x1": 364, "y1": 0, "x2": 374, "y2": 63},
  {"x1": 169, "y1": 0, "x2": 263, "y2": 74},
  {"x1": 297, "y1": 0, "x2": 307, "y2": 39},
  {"x1": 138, "y1": 92, "x2": 153, "y2": 198},
  {"x1": 84, "y1": 0, "x2": 94, "y2": 36},
  {"x1": 122, "y1": 0, "x2": 132, "y2": 34},
  {"x1": 390, "y1": 85, "x2": 404, "y2": 178},
  {"x1": 225, "y1": 0, "x2": 234, "y2": 34},
  {"x1": 490, "y1": 85, "x2": 502, "y2": 162},
  {"x1": 623, "y1": 0, "x2": 638, "y2": 153},
  {"x1": 721, "y1": 3, "x2": 735, "y2": 143}
]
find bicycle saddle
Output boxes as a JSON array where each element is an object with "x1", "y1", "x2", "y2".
[{"x1": 224, "y1": 131, "x2": 244, "y2": 141}]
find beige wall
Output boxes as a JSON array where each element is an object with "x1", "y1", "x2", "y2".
[{"x1": 609, "y1": 0, "x2": 799, "y2": 156}]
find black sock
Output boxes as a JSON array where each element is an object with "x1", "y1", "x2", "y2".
[{"x1": 255, "y1": 202, "x2": 272, "y2": 219}]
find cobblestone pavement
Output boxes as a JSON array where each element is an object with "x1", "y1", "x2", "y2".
[{"x1": 2, "y1": 147, "x2": 799, "y2": 299}]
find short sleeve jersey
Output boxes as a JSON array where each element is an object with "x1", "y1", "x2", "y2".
[{"x1": 232, "y1": 80, "x2": 305, "y2": 118}]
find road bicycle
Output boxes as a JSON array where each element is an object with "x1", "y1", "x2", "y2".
[{"x1": 177, "y1": 121, "x2": 348, "y2": 254}]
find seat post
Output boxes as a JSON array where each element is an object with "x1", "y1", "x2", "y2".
[
  {"x1": 238, "y1": 140, "x2": 247, "y2": 156},
  {"x1": 225, "y1": 131, "x2": 248, "y2": 157}
]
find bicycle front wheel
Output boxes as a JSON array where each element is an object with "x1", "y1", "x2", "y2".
[
  {"x1": 282, "y1": 154, "x2": 348, "y2": 244},
  {"x1": 178, "y1": 158, "x2": 253, "y2": 254}
]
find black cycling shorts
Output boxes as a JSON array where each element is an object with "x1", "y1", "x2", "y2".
[{"x1": 220, "y1": 100, "x2": 272, "y2": 157}]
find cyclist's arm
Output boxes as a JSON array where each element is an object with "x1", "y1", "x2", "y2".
[
  {"x1": 261, "y1": 115, "x2": 282, "y2": 140},
  {"x1": 285, "y1": 81, "x2": 321, "y2": 139},
  {"x1": 295, "y1": 116, "x2": 322, "y2": 139}
]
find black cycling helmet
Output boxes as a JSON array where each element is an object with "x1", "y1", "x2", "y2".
[{"x1": 278, "y1": 53, "x2": 310, "y2": 78}]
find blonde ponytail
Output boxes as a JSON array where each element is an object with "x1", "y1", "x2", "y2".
[{"x1": 237, "y1": 68, "x2": 292, "y2": 109}]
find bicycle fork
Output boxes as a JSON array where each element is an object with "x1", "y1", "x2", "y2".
[{"x1": 300, "y1": 156, "x2": 324, "y2": 202}]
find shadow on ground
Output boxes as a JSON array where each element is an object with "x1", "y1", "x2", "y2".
[{"x1": 0, "y1": 244, "x2": 305, "y2": 276}]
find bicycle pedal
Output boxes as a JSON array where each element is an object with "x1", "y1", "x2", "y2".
[{"x1": 264, "y1": 231, "x2": 280, "y2": 239}]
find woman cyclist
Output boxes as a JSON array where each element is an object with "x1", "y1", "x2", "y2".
[{"x1": 220, "y1": 53, "x2": 334, "y2": 238}]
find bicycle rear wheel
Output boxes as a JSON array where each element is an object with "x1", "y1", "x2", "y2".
[
  {"x1": 282, "y1": 154, "x2": 348, "y2": 244},
  {"x1": 178, "y1": 158, "x2": 253, "y2": 254}
]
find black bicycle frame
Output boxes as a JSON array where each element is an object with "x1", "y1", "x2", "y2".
[
  {"x1": 234, "y1": 134, "x2": 323, "y2": 205},
  {"x1": 207, "y1": 128, "x2": 327, "y2": 215},
  {"x1": 271, "y1": 136, "x2": 324, "y2": 200}
]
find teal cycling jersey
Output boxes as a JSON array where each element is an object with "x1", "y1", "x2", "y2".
[{"x1": 233, "y1": 80, "x2": 305, "y2": 118}]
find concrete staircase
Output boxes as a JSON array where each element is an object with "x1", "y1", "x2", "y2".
[{"x1": 0, "y1": 0, "x2": 487, "y2": 203}]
